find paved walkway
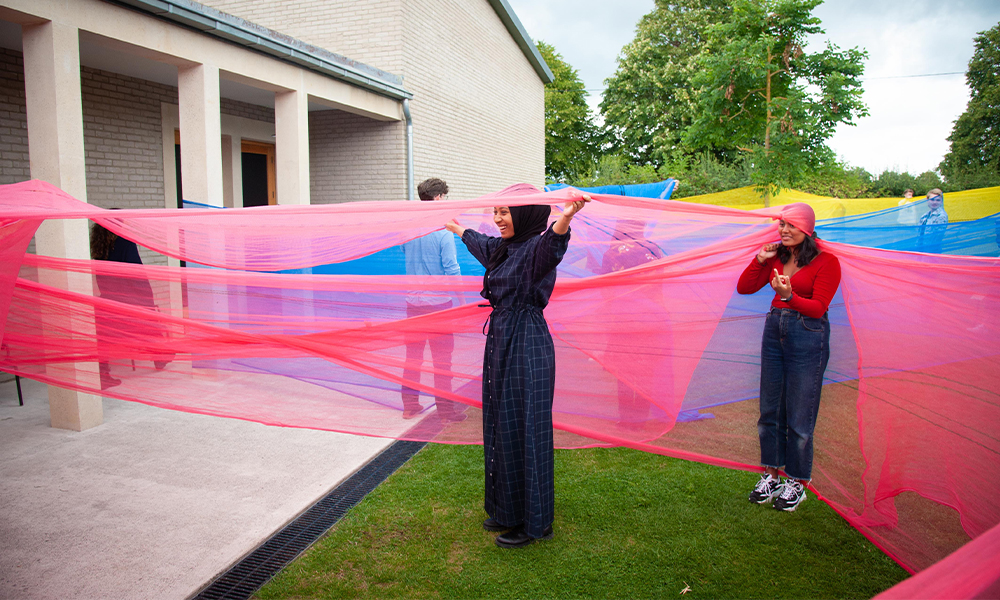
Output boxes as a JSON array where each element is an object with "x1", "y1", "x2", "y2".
[{"x1": 0, "y1": 375, "x2": 392, "y2": 599}]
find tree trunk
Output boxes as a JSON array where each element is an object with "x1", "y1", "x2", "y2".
[{"x1": 764, "y1": 50, "x2": 772, "y2": 208}]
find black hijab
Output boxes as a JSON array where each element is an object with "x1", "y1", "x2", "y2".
[{"x1": 483, "y1": 204, "x2": 552, "y2": 296}]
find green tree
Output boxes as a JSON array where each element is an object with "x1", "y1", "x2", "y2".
[
  {"x1": 600, "y1": 0, "x2": 730, "y2": 167},
  {"x1": 572, "y1": 154, "x2": 663, "y2": 188},
  {"x1": 538, "y1": 41, "x2": 598, "y2": 183},
  {"x1": 685, "y1": 0, "x2": 868, "y2": 203},
  {"x1": 939, "y1": 23, "x2": 1000, "y2": 185}
]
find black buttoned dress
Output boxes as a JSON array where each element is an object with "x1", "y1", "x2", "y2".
[{"x1": 461, "y1": 225, "x2": 569, "y2": 539}]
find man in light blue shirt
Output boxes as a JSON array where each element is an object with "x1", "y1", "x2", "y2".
[{"x1": 401, "y1": 178, "x2": 465, "y2": 422}]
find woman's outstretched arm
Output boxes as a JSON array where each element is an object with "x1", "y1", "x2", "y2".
[{"x1": 553, "y1": 195, "x2": 590, "y2": 235}]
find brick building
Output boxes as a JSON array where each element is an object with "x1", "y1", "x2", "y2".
[{"x1": 0, "y1": 0, "x2": 551, "y2": 429}]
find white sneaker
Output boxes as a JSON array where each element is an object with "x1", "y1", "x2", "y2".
[
  {"x1": 774, "y1": 479, "x2": 807, "y2": 511},
  {"x1": 748, "y1": 473, "x2": 781, "y2": 504}
]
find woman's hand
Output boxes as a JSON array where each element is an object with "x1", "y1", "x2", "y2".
[
  {"x1": 757, "y1": 243, "x2": 779, "y2": 264},
  {"x1": 563, "y1": 195, "x2": 591, "y2": 219},
  {"x1": 445, "y1": 220, "x2": 466, "y2": 237},
  {"x1": 770, "y1": 268, "x2": 792, "y2": 300},
  {"x1": 554, "y1": 194, "x2": 591, "y2": 235}
]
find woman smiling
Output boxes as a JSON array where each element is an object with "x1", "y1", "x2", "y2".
[
  {"x1": 445, "y1": 195, "x2": 589, "y2": 548},
  {"x1": 737, "y1": 203, "x2": 841, "y2": 512}
]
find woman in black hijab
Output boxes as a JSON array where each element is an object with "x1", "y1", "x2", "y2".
[{"x1": 446, "y1": 195, "x2": 589, "y2": 548}]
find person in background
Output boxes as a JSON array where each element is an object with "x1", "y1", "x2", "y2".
[
  {"x1": 90, "y1": 218, "x2": 169, "y2": 389},
  {"x1": 917, "y1": 188, "x2": 948, "y2": 253},
  {"x1": 599, "y1": 219, "x2": 665, "y2": 431},
  {"x1": 400, "y1": 178, "x2": 465, "y2": 422},
  {"x1": 737, "y1": 203, "x2": 841, "y2": 512},
  {"x1": 445, "y1": 194, "x2": 589, "y2": 548},
  {"x1": 896, "y1": 188, "x2": 917, "y2": 226}
]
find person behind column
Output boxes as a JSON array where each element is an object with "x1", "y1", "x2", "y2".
[
  {"x1": 736, "y1": 203, "x2": 841, "y2": 512},
  {"x1": 90, "y1": 218, "x2": 169, "y2": 390},
  {"x1": 400, "y1": 178, "x2": 465, "y2": 421},
  {"x1": 917, "y1": 188, "x2": 949, "y2": 253},
  {"x1": 896, "y1": 188, "x2": 917, "y2": 226},
  {"x1": 445, "y1": 194, "x2": 589, "y2": 548}
]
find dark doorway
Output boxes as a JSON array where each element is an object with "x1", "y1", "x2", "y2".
[
  {"x1": 241, "y1": 152, "x2": 269, "y2": 207},
  {"x1": 240, "y1": 140, "x2": 276, "y2": 206},
  {"x1": 174, "y1": 144, "x2": 184, "y2": 208}
]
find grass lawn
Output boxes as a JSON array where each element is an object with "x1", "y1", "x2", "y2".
[{"x1": 255, "y1": 443, "x2": 908, "y2": 599}]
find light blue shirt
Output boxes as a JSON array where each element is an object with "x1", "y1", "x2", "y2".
[{"x1": 402, "y1": 230, "x2": 461, "y2": 305}]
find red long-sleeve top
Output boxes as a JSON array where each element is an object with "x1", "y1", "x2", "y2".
[{"x1": 737, "y1": 251, "x2": 841, "y2": 318}]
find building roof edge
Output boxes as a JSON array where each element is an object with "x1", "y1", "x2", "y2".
[
  {"x1": 485, "y1": 0, "x2": 555, "y2": 84},
  {"x1": 106, "y1": 0, "x2": 414, "y2": 100}
]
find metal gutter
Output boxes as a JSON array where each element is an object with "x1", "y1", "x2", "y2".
[
  {"x1": 107, "y1": 0, "x2": 413, "y2": 100},
  {"x1": 486, "y1": 0, "x2": 554, "y2": 84},
  {"x1": 403, "y1": 99, "x2": 414, "y2": 201}
]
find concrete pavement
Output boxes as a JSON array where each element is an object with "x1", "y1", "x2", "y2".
[{"x1": 0, "y1": 375, "x2": 393, "y2": 599}]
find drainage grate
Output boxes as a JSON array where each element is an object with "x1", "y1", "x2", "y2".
[{"x1": 192, "y1": 439, "x2": 426, "y2": 600}]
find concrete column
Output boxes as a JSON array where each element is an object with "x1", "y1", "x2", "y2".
[
  {"x1": 274, "y1": 89, "x2": 310, "y2": 205},
  {"x1": 177, "y1": 63, "x2": 224, "y2": 207},
  {"x1": 228, "y1": 134, "x2": 244, "y2": 208},
  {"x1": 22, "y1": 20, "x2": 103, "y2": 431},
  {"x1": 221, "y1": 134, "x2": 234, "y2": 208}
]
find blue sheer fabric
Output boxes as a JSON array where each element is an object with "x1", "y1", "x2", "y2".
[{"x1": 814, "y1": 199, "x2": 1000, "y2": 257}]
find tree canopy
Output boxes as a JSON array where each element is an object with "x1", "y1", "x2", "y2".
[
  {"x1": 538, "y1": 41, "x2": 598, "y2": 183},
  {"x1": 683, "y1": 0, "x2": 867, "y2": 199},
  {"x1": 599, "y1": 0, "x2": 730, "y2": 167},
  {"x1": 939, "y1": 22, "x2": 1000, "y2": 186}
]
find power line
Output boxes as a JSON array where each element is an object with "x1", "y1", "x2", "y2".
[
  {"x1": 545, "y1": 71, "x2": 965, "y2": 93},
  {"x1": 862, "y1": 71, "x2": 964, "y2": 80}
]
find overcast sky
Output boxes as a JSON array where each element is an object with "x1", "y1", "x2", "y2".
[{"x1": 505, "y1": 0, "x2": 1000, "y2": 176}]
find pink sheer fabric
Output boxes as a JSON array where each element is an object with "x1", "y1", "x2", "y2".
[
  {"x1": 875, "y1": 521, "x2": 1000, "y2": 599},
  {"x1": 779, "y1": 202, "x2": 816, "y2": 235},
  {"x1": 1, "y1": 180, "x2": 998, "y2": 585}
]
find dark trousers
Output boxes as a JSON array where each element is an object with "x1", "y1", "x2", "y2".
[
  {"x1": 402, "y1": 301, "x2": 460, "y2": 417},
  {"x1": 758, "y1": 308, "x2": 831, "y2": 481}
]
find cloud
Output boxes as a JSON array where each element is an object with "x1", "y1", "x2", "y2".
[{"x1": 811, "y1": 1, "x2": 998, "y2": 173}]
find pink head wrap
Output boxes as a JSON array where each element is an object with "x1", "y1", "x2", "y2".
[{"x1": 778, "y1": 203, "x2": 816, "y2": 237}]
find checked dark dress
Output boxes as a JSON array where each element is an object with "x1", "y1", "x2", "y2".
[{"x1": 461, "y1": 224, "x2": 569, "y2": 539}]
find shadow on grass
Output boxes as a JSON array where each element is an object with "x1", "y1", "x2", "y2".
[{"x1": 256, "y1": 444, "x2": 907, "y2": 599}]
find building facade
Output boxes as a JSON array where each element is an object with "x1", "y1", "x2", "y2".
[
  {"x1": 202, "y1": 0, "x2": 550, "y2": 203},
  {"x1": 0, "y1": 0, "x2": 550, "y2": 429}
]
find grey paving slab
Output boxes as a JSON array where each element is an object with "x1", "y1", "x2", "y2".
[{"x1": 0, "y1": 376, "x2": 393, "y2": 600}]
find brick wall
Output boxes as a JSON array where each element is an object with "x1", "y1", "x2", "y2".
[
  {"x1": 0, "y1": 49, "x2": 29, "y2": 185},
  {"x1": 220, "y1": 98, "x2": 274, "y2": 124},
  {"x1": 402, "y1": 0, "x2": 545, "y2": 198},
  {"x1": 205, "y1": 0, "x2": 405, "y2": 74},
  {"x1": 201, "y1": 0, "x2": 547, "y2": 200},
  {"x1": 309, "y1": 110, "x2": 406, "y2": 204},
  {"x1": 80, "y1": 67, "x2": 176, "y2": 213}
]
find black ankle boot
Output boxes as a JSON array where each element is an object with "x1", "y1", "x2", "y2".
[{"x1": 495, "y1": 525, "x2": 553, "y2": 548}]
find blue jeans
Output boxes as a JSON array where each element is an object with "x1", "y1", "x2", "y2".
[{"x1": 758, "y1": 308, "x2": 831, "y2": 481}]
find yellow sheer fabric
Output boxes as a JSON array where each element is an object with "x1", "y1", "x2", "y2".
[{"x1": 680, "y1": 186, "x2": 1000, "y2": 221}]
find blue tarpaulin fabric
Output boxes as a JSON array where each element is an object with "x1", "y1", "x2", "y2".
[{"x1": 544, "y1": 179, "x2": 677, "y2": 199}]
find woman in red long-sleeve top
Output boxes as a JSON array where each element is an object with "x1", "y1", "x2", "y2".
[{"x1": 737, "y1": 203, "x2": 841, "y2": 512}]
